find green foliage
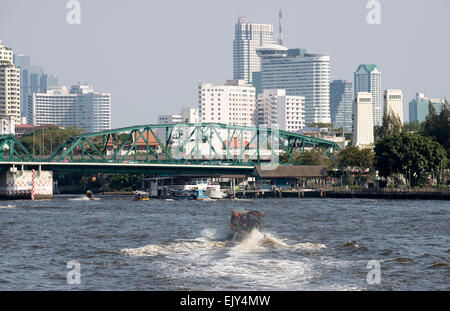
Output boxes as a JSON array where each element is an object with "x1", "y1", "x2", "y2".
[
  {"x1": 306, "y1": 123, "x2": 334, "y2": 130},
  {"x1": 374, "y1": 132, "x2": 447, "y2": 186},
  {"x1": 403, "y1": 121, "x2": 422, "y2": 133},
  {"x1": 374, "y1": 110, "x2": 403, "y2": 141},
  {"x1": 336, "y1": 145, "x2": 374, "y2": 172},
  {"x1": 108, "y1": 174, "x2": 145, "y2": 191},
  {"x1": 421, "y1": 100, "x2": 450, "y2": 160},
  {"x1": 279, "y1": 147, "x2": 332, "y2": 167},
  {"x1": 20, "y1": 126, "x2": 84, "y2": 157}
]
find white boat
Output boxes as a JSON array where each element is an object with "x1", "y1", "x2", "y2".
[
  {"x1": 143, "y1": 177, "x2": 224, "y2": 199},
  {"x1": 204, "y1": 185, "x2": 227, "y2": 199}
]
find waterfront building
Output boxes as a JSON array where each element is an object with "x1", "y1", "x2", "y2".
[
  {"x1": 27, "y1": 84, "x2": 111, "y2": 132},
  {"x1": 354, "y1": 64, "x2": 382, "y2": 126},
  {"x1": 0, "y1": 42, "x2": 21, "y2": 124},
  {"x1": 257, "y1": 89, "x2": 305, "y2": 132},
  {"x1": 257, "y1": 45, "x2": 331, "y2": 125},
  {"x1": 384, "y1": 89, "x2": 403, "y2": 124},
  {"x1": 408, "y1": 92, "x2": 446, "y2": 123},
  {"x1": 352, "y1": 92, "x2": 374, "y2": 147},
  {"x1": 330, "y1": 80, "x2": 353, "y2": 131},
  {"x1": 233, "y1": 17, "x2": 274, "y2": 84}
]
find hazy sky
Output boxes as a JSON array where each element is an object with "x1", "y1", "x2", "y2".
[{"x1": 1, "y1": 0, "x2": 449, "y2": 127}]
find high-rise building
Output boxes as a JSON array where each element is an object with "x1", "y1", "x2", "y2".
[
  {"x1": 257, "y1": 89, "x2": 305, "y2": 132},
  {"x1": 199, "y1": 79, "x2": 256, "y2": 127},
  {"x1": 354, "y1": 64, "x2": 382, "y2": 126},
  {"x1": 27, "y1": 84, "x2": 111, "y2": 132},
  {"x1": 257, "y1": 45, "x2": 331, "y2": 125},
  {"x1": 408, "y1": 93, "x2": 446, "y2": 123},
  {"x1": 14, "y1": 54, "x2": 58, "y2": 118},
  {"x1": 0, "y1": 42, "x2": 21, "y2": 124},
  {"x1": 352, "y1": 92, "x2": 374, "y2": 147},
  {"x1": 233, "y1": 17, "x2": 274, "y2": 84},
  {"x1": 384, "y1": 89, "x2": 403, "y2": 124},
  {"x1": 330, "y1": 80, "x2": 353, "y2": 132}
]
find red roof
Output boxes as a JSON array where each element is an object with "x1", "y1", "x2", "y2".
[{"x1": 223, "y1": 137, "x2": 256, "y2": 149}]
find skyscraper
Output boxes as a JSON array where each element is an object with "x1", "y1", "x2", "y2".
[
  {"x1": 14, "y1": 54, "x2": 58, "y2": 118},
  {"x1": 257, "y1": 45, "x2": 331, "y2": 125},
  {"x1": 352, "y1": 92, "x2": 374, "y2": 147},
  {"x1": 354, "y1": 64, "x2": 382, "y2": 126},
  {"x1": 409, "y1": 92, "x2": 446, "y2": 123},
  {"x1": 384, "y1": 89, "x2": 403, "y2": 124},
  {"x1": 330, "y1": 80, "x2": 353, "y2": 131},
  {"x1": 233, "y1": 17, "x2": 274, "y2": 84},
  {"x1": 0, "y1": 42, "x2": 21, "y2": 123}
]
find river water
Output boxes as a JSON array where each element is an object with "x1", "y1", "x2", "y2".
[{"x1": 0, "y1": 196, "x2": 448, "y2": 290}]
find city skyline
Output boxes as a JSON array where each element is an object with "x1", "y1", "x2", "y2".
[{"x1": 1, "y1": 0, "x2": 449, "y2": 128}]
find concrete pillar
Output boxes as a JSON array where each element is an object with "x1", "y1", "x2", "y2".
[{"x1": 0, "y1": 168, "x2": 53, "y2": 200}]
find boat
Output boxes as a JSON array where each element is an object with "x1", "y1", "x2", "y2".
[
  {"x1": 204, "y1": 185, "x2": 227, "y2": 199},
  {"x1": 230, "y1": 208, "x2": 264, "y2": 239},
  {"x1": 86, "y1": 190, "x2": 95, "y2": 200},
  {"x1": 167, "y1": 189, "x2": 209, "y2": 200},
  {"x1": 133, "y1": 190, "x2": 149, "y2": 201},
  {"x1": 142, "y1": 177, "x2": 222, "y2": 198}
]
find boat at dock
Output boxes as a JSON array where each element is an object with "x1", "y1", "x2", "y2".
[
  {"x1": 167, "y1": 189, "x2": 209, "y2": 200},
  {"x1": 142, "y1": 177, "x2": 226, "y2": 199}
]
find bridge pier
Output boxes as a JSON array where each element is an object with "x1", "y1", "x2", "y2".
[{"x1": 0, "y1": 166, "x2": 53, "y2": 200}]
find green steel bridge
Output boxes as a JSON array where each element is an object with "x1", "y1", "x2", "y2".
[{"x1": 0, "y1": 123, "x2": 340, "y2": 176}]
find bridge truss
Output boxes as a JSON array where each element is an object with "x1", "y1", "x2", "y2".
[{"x1": 1, "y1": 123, "x2": 340, "y2": 166}]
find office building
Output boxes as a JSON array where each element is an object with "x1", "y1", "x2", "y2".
[
  {"x1": 257, "y1": 89, "x2": 305, "y2": 132},
  {"x1": 354, "y1": 64, "x2": 382, "y2": 126},
  {"x1": 27, "y1": 84, "x2": 111, "y2": 132},
  {"x1": 233, "y1": 17, "x2": 274, "y2": 84},
  {"x1": 330, "y1": 80, "x2": 353, "y2": 131},
  {"x1": 409, "y1": 93, "x2": 446, "y2": 123},
  {"x1": 352, "y1": 92, "x2": 374, "y2": 147},
  {"x1": 384, "y1": 89, "x2": 403, "y2": 124},
  {"x1": 257, "y1": 45, "x2": 331, "y2": 125},
  {"x1": 14, "y1": 54, "x2": 58, "y2": 118},
  {"x1": 0, "y1": 42, "x2": 21, "y2": 123}
]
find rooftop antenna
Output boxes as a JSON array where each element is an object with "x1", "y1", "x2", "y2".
[{"x1": 278, "y1": 9, "x2": 284, "y2": 46}]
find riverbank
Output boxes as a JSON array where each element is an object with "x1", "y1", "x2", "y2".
[{"x1": 232, "y1": 188, "x2": 450, "y2": 200}]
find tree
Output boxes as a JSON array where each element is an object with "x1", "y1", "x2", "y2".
[
  {"x1": 374, "y1": 110, "x2": 403, "y2": 141},
  {"x1": 20, "y1": 126, "x2": 84, "y2": 157},
  {"x1": 403, "y1": 120, "x2": 422, "y2": 133},
  {"x1": 421, "y1": 99, "x2": 450, "y2": 160},
  {"x1": 337, "y1": 145, "x2": 374, "y2": 172},
  {"x1": 279, "y1": 147, "x2": 332, "y2": 167},
  {"x1": 374, "y1": 132, "x2": 447, "y2": 186},
  {"x1": 336, "y1": 145, "x2": 374, "y2": 186}
]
